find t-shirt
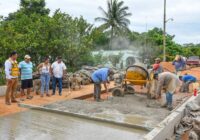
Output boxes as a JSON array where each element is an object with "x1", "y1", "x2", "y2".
[
  {"x1": 19, "y1": 61, "x2": 33, "y2": 80},
  {"x1": 156, "y1": 72, "x2": 180, "y2": 94},
  {"x1": 4, "y1": 59, "x2": 18, "y2": 79},
  {"x1": 51, "y1": 61, "x2": 67, "y2": 78},
  {"x1": 182, "y1": 75, "x2": 196, "y2": 82},
  {"x1": 172, "y1": 59, "x2": 185, "y2": 71},
  {"x1": 91, "y1": 68, "x2": 109, "y2": 83},
  {"x1": 153, "y1": 64, "x2": 163, "y2": 74}
]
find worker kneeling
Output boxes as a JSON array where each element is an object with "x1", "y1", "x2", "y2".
[
  {"x1": 179, "y1": 74, "x2": 197, "y2": 93},
  {"x1": 154, "y1": 72, "x2": 181, "y2": 111},
  {"x1": 91, "y1": 68, "x2": 114, "y2": 102}
]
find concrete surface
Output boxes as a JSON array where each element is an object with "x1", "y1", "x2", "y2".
[
  {"x1": 35, "y1": 94, "x2": 170, "y2": 129},
  {"x1": 0, "y1": 110, "x2": 146, "y2": 140},
  {"x1": 0, "y1": 83, "x2": 115, "y2": 116},
  {"x1": 143, "y1": 94, "x2": 200, "y2": 140}
]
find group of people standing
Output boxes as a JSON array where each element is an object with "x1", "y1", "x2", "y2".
[
  {"x1": 152, "y1": 55, "x2": 197, "y2": 111},
  {"x1": 4, "y1": 51, "x2": 67, "y2": 105}
]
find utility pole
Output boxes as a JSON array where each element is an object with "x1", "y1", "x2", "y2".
[{"x1": 163, "y1": 0, "x2": 166, "y2": 62}]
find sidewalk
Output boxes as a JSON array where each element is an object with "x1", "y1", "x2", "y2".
[{"x1": 0, "y1": 83, "x2": 115, "y2": 116}]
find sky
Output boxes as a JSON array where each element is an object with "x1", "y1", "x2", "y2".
[{"x1": 0, "y1": 0, "x2": 200, "y2": 45}]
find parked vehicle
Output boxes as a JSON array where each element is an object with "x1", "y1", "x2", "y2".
[{"x1": 186, "y1": 56, "x2": 200, "y2": 66}]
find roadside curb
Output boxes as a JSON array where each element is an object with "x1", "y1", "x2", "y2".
[{"x1": 143, "y1": 94, "x2": 200, "y2": 140}]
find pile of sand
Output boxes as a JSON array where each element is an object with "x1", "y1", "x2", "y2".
[
  {"x1": 160, "y1": 62, "x2": 175, "y2": 72},
  {"x1": 181, "y1": 67, "x2": 200, "y2": 80}
]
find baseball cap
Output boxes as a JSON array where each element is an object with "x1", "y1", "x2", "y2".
[
  {"x1": 155, "y1": 58, "x2": 161, "y2": 61},
  {"x1": 24, "y1": 55, "x2": 31, "y2": 59}
]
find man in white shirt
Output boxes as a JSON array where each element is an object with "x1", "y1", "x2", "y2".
[
  {"x1": 4, "y1": 51, "x2": 19, "y2": 105},
  {"x1": 51, "y1": 56, "x2": 67, "y2": 96}
]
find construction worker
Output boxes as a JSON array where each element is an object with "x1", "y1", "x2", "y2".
[
  {"x1": 152, "y1": 58, "x2": 163, "y2": 74},
  {"x1": 155, "y1": 72, "x2": 180, "y2": 111},
  {"x1": 151, "y1": 58, "x2": 163, "y2": 98},
  {"x1": 172, "y1": 55, "x2": 186, "y2": 75},
  {"x1": 91, "y1": 68, "x2": 114, "y2": 102},
  {"x1": 179, "y1": 74, "x2": 197, "y2": 93},
  {"x1": 19, "y1": 55, "x2": 34, "y2": 100},
  {"x1": 4, "y1": 51, "x2": 19, "y2": 105}
]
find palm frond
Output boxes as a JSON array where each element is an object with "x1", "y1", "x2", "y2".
[
  {"x1": 98, "y1": 6, "x2": 109, "y2": 18},
  {"x1": 95, "y1": 17, "x2": 109, "y2": 22}
]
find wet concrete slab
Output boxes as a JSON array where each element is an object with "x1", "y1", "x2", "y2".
[
  {"x1": 0, "y1": 110, "x2": 146, "y2": 140},
  {"x1": 42, "y1": 94, "x2": 170, "y2": 129}
]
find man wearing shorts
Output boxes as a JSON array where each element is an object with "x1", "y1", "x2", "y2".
[{"x1": 19, "y1": 55, "x2": 33, "y2": 100}]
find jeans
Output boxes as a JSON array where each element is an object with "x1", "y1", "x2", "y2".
[
  {"x1": 94, "y1": 83, "x2": 101, "y2": 99},
  {"x1": 40, "y1": 73, "x2": 50, "y2": 95},
  {"x1": 166, "y1": 92, "x2": 173, "y2": 106},
  {"x1": 180, "y1": 81, "x2": 192, "y2": 93},
  {"x1": 52, "y1": 76, "x2": 62, "y2": 95}
]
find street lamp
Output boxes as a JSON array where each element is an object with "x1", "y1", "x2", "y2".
[
  {"x1": 163, "y1": 0, "x2": 166, "y2": 62},
  {"x1": 163, "y1": 0, "x2": 174, "y2": 62}
]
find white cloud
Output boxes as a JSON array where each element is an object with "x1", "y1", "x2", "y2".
[{"x1": 0, "y1": 0, "x2": 199, "y2": 44}]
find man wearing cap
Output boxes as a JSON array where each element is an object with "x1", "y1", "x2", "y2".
[
  {"x1": 19, "y1": 55, "x2": 33, "y2": 100},
  {"x1": 151, "y1": 58, "x2": 163, "y2": 98},
  {"x1": 4, "y1": 51, "x2": 19, "y2": 105},
  {"x1": 153, "y1": 58, "x2": 163, "y2": 74},
  {"x1": 91, "y1": 68, "x2": 114, "y2": 102},
  {"x1": 51, "y1": 56, "x2": 67, "y2": 96}
]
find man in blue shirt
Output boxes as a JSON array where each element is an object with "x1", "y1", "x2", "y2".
[
  {"x1": 172, "y1": 55, "x2": 186, "y2": 75},
  {"x1": 91, "y1": 68, "x2": 114, "y2": 102},
  {"x1": 179, "y1": 74, "x2": 197, "y2": 93},
  {"x1": 19, "y1": 55, "x2": 33, "y2": 100}
]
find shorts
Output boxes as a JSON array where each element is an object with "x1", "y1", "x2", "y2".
[{"x1": 21, "y1": 79, "x2": 33, "y2": 89}]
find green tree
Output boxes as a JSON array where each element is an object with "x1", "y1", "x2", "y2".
[{"x1": 95, "y1": 0, "x2": 132, "y2": 49}]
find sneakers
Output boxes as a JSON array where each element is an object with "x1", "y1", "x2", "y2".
[
  {"x1": 167, "y1": 105, "x2": 173, "y2": 111},
  {"x1": 11, "y1": 99, "x2": 18, "y2": 103},
  {"x1": 96, "y1": 98, "x2": 103, "y2": 102},
  {"x1": 27, "y1": 96, "x2": 33, "y2": 100},
  {"x1": 5, "y1": 102, "x2": 11, "y2": 105},
  {"x1": 46, "y1": 94, "x2": 50, "y2": 97},
  {"x1": 161, "y1": 103, "x2": 167, "y2": 108},
  {"x1": 161, "y1": 103, "x2": 173, "y2": 111}
]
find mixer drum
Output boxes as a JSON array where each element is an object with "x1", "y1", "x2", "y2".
[{"x1": 125, "y1": 65, "x2": 149, "y2": 85}]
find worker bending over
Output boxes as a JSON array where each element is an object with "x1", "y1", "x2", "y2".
[
  {"x1": 179, "y1": 74, "x2": 197, "y2": 93},
  {"x1": 155, "y1": 72, "x2": 180, "y2": 111},
  {"x1": 91, "y1": 68, "x2": 114, "y2": 102}
]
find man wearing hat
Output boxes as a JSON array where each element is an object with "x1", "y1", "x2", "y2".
[
  {"x1": 19, "y1": 55, "x2": 33, "y2": 100},
  {"x1": 153, "y1": 58, "x2": 163, "y2": 74},
  {"x1": 151, "y1": 58, "x2": 164, "y2": 98}
]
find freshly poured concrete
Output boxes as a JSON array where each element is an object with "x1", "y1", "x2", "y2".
[
  {"x1": 43, "y1": 94, "x2": 170, "y2": 129},
  {"x1": 0, "y1": 110, "x2": 146, "y2": 140}
]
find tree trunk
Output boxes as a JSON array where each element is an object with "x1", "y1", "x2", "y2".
[{"x1": 109, "y1": 26, "x2": 114, "y2": 50}]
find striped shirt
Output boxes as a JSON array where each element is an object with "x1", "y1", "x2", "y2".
[{"x1": 19, "y1": 61, "x2": 33, "y2": 80}]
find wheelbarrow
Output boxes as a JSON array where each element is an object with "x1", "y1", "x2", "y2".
[{"x1": 112, "y1": 65, "x2": 154, "y2": 98}]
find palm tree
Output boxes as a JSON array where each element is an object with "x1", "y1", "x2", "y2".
[{"x1": 95, "y1": 0, "x2": 132, "y2": 49}]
